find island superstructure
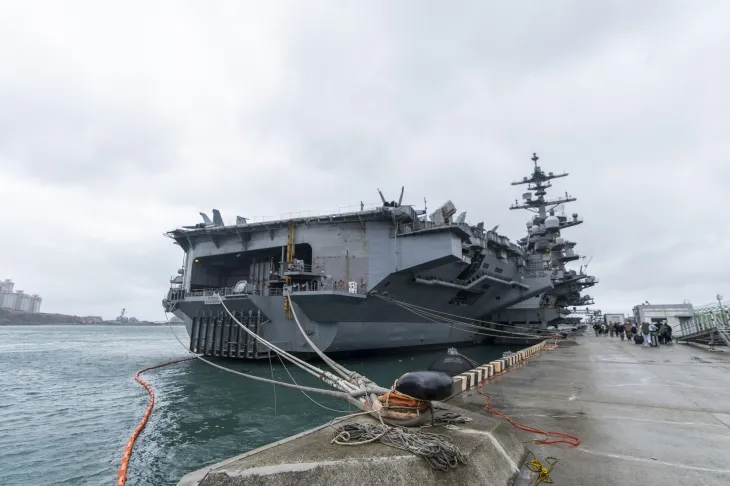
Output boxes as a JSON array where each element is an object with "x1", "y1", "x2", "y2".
[
  {"x1": 489, "y1": 154, "x2": 597, "y2": 333},
  {"x1": 162, "y1": 154, "x2": 598, "y2": 359}
]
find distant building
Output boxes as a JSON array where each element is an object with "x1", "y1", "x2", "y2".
[
  {"x1": 632, "y1": 303, "x2": 694, "y2": 329},
  {"x1": 29, "y1": 295, "x2": 42, "y2": 313},
  {"x1": 0, "y1": 279, "x2": 14, "y2": 293},
  {"x1": 0, "y1": 279, "x2": 42, "y2": 313}
]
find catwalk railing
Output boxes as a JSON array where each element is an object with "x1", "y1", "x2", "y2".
[{"x1": 167, "y1": 280, "x2": 369, "y2": 302}]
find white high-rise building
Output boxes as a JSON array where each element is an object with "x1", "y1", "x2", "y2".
[{"x1": 0, "y1": 279, "x2": 42, "y2": 313}]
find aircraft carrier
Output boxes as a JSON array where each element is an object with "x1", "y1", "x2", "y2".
[{"x1": 162, "y1": 154, "x2": 597, "y2": 359}]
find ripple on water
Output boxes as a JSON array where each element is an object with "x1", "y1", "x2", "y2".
[{"x1": 0, "y1": 325, "x2": 513, "y2": 486}]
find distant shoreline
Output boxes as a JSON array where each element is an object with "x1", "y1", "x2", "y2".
[
  {"x1": 0, "y1": 308, "x2": 184, "y2": 326},
  {"x1": 0, "y1": 322, "x2": 184, "y2": 327}
]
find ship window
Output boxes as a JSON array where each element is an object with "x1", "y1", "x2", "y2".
[{"x1": 495, "y1": 267, "x2": 504, "y2": 274}]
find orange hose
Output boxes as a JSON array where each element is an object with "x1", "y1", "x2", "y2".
[
  {"x1": 476, "y1": 344, "x2": 580, "y2": 447},
  {"x1": 477, "y1": 387, "x2": 580, "y2": 447},
  {"x1": 117, "y1": 357, "x2": 196, "y2": 486}
]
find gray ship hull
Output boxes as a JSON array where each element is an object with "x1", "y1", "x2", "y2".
[{"x1": 173, "y1": 292, "x2": 494, "y2": 359}]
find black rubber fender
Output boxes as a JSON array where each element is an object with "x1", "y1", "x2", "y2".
[{"x1": 394, "y1": 371, "x2": 454, "y2": 401}]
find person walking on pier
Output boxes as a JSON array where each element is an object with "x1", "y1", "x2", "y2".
[
  {"x1": 641, "y1": 321, "x2": 651, "y2": 347},
  {"x1": 594, "y1": 323, "x2": 600, "y2": 336},
  {"x1": 624, "y1": 322, "x2": 632, "y2": 341},
  {"x1": 618, "y1": 322, "x2": 625, "y2": 341},
  {"x1": 649, "y1": 322, "x2": 659, "y2": 347},
  {"x1": 659, "y1": 321, "x2": 670, "y2": 344}
]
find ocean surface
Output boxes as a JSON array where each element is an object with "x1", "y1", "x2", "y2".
[{"x1": 0, "y1": 325, "x2": 512, "y2": 486}]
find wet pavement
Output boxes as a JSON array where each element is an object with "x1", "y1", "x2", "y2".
[{"x1": 450, "y1": 335, "x2": 730, "y2": 486}]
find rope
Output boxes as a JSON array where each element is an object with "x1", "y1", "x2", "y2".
[
  {"x1": 377, "y1": 295, "x2": 548, "y2": 339},
  {"x1": 392, "y1": 303, "x2": 542, "y2": 339},
  {"x1": 377, "y1": 295, "x2": 551, "y2": 335},
  {"x1": 275, "y1": 352, "x2": 352, "y2": 413},
  {"x1": 431, "y1": 411, "x2": 473, "y2": 426},
  {"x1": 116, "y1": 319, "x2": 360, "y2": 486},
  {"x1": 287, "y1": 292, "x2": 356, "y2": 381},
  {"x1": 267, "y1": 349, "x2": 277, "y2": 415},
  {"x1": 331, "y1": 423, "x2": 467, "y2": 472},
  {"x1": 214, "y1": 295, "x2": 339, "y2": 384},
  {"x1": 163, "y1": 313, "x2": 366, "y2": 401},
  {"x1": 117, "y1": 357, "x2": 196, "y2": 486},
  {"x1": 477, "y1": 384, "x2": 580, "y2": 447},
  {"x1": 524, "y1": 451, "x2": 558, "y2": 486}
]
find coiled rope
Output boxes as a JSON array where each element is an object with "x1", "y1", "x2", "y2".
[
  {"x1": 117, "y1": 357, "x2": 196, "y2": 486},
  {"x1": 524, "y1": 451, "x2": 558, "y2": 486},
  {"x1": 331, "y1": 423, "x2": 467, "y2": 472}
]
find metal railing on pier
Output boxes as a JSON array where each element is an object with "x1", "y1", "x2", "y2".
[{"x1": 674, "y1": 303, "x2": 730, "y2": 346}]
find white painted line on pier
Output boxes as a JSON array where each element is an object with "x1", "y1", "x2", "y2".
[
  {"x1": 507, "y1": 414, "x2": 727, "y2": 428},
  {"x1": 454, "y1": 429, "x2": 519, "y2": 473},
  {"x1": 665, "y1": 380, "x2": 730, "y2": 390},
  {"x1": 577, "y1": 448, "x2": 730, "y2": 475},
  {"x1": 221, "y1": 456, "x2": 418, "y2": 478}
]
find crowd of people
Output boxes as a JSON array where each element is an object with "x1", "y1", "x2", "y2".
[{"x1": 593, "y1": 320, "x2": 673, "y2": 347}]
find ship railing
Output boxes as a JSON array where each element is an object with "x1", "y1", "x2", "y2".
[
  {"x1": 391, "y1": 223, "x2": 414, "y2": 236},
  {"x1": 285, "y1": 263, "x2": 317, "y2": 274},
  {"x1": 267, "y1": 282, "x2": 369, "y2": 296},
  {"x1": 167, "y1": 288, "x2": 186, "y2": 302},
  {"x1": 219, "y1": 202, "x2": 385, "y2": 226},
  {"x1": 169, "y1": 282, "x2": 370, "y2": 301},
  {"x1": 391, "y1": 218, "x2": 453, "y2": 236},
  {"x1": 168, "y1": 287, "x2": 240, "y2": 301}
]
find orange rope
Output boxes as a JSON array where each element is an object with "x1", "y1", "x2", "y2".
[
  {"x1": 117, "y1": 357, "x2": 196, "y2": 486},
  {"x1": 377, "y1": 389, "x2": 429, "y2": 411},
  {"x1": 476, "y1": 381, "x2": 580, "y2": 447},
  {"x1": 475, "y1": 343, "x2": 580, "y2": 448}
]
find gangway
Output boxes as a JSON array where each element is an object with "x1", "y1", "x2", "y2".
[{"x1": 675, "y1": 297, "x2": 730, "y2": 347}]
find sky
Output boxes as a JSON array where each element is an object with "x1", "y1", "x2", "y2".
[{"x1": 1, "y1": 0, "x2": 728, "y2": 320}]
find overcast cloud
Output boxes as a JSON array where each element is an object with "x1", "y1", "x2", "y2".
[{"x1": 1, "y1": 0, "x2": 728, "y2": 319}]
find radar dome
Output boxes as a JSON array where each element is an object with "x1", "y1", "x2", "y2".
[{"x1": 545, "y1": 216, "x2": 559, "y2": 229}]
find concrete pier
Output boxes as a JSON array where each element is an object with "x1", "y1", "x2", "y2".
[
  {"x1": 177, "y1": 408, "x2": 527, "y2": 486},
  {"x1": 178, "y1": 335, "x2": 730, "y2": 486},
  {"x1": 452, "y1": 336, "x2": 730, "y2": 485}
]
